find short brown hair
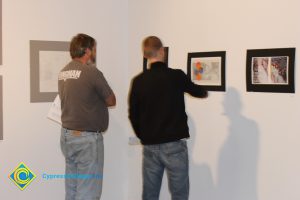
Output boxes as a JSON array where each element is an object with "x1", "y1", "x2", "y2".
[
  {"x1": 69, "y1": 33, "x2": 96, "y2": 59},
  {"x1": 142, "y1": 36, "x2": 163, "y2": 59}
]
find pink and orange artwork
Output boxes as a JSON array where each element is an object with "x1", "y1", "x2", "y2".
[{"x1": 193, "y1": 61, "x2": 204, "y2": 80}]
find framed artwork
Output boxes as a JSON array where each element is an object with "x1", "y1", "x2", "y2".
[
  {"x1": 246, "y1": 48, "x2": 295, "y2": 93},
  {"x1": 143, "y1": 47, "x2": 169, "y2": 71},
  {"x1": 187, "y1": 51, "x2": 226, "y2": 91},
  {"x1": 30, "y1": 40, "x2": 71, "y2": 102}
]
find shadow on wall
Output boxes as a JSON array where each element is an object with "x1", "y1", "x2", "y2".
[{"x1": 189, "y1": 87, "x2": 260, "y2": 200}]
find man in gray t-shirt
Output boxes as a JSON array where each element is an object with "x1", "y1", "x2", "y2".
[{"x1": 58, "y1": 33, "x2": 116, "y2": 200}]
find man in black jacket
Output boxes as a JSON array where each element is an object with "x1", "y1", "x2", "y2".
[{"x1": 129, "y1": 36, "x2": 208, "y2": 200}]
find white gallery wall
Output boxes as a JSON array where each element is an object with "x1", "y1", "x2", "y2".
[
  {"x1": 0, "y1": 0, "x2": 128, "y2": 199},
  {"x1": 128, "y1": 0, "x2": 300, "y2": 200}
]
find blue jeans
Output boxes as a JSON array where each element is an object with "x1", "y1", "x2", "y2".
[
  {"x1": 60, "y1": 128, "x2": 104, "y2": 200},
  {"x1": 142, "y1": 140, "x2": 189, "y2": 200}
]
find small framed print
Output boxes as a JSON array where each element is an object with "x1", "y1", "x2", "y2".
[
  {"x1": 246, "y1": 48, "x2": 295, "y2": 93},
  {"x1": 143, "y1": 47, "x2": 169, "y2": 71},
  {"x1": 30, "y1": 40, "x2": 71, "y2": 102},
  {"x1": 187, "y1": 51, "x2": 226, "y2": 91}
]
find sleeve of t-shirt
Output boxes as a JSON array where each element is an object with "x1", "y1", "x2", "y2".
[{"x1": 92, "y1": 68, "x2": 114, "y2": 100}]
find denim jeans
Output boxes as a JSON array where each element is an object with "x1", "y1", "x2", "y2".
[
  {"x1": 142, "y1": 139, "x2": 189, "y2": 200},
  {"x1": 60, "y1": 128, "x2": 104, "y2": 200}
]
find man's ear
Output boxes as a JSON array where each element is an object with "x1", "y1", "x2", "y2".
[
  {"x1": 83, "y1": 48, "x2": 92, "y2": 60},
  {"x1": 85, "y1": 48, "x2": 91, "y2": 55},
  {"x1": 159, "y1": 47, "x2": 165, "y2": 58}
]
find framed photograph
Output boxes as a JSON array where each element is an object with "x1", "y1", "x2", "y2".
[
  {"x1": 187, "y1": 51, "x2": 226, "y2": 91},
  {"x1": 30, "y1": 40, "x2": 71, "y2": 102},
  {"x1": 246, "y1": 48, "x2": 295, "y2": 93},
  {"x1": 143, "y1": 47, "x2": 169, "y2": 71}
]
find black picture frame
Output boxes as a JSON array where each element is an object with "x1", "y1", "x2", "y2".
[
  {"x1": 143, "y1": 47, "x2": 169, "y2": 71},
  {"x1": 187, "y1": 51, "x2": 226, "y2": 91},
  {"x1": 246, "y1": 48, "x2": 295, "y2": 93}
]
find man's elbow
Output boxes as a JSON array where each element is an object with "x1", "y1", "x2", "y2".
[
  {"x1": 106, "y1": 94, "x2": 116, "y2": 107},
  {"x1": 106, "y1": 100, "x2": 116, "y2": 107}
]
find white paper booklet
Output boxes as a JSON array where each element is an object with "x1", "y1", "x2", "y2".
[{"x1": 47, "y1": 95, "x2": 62, "y2": 124}]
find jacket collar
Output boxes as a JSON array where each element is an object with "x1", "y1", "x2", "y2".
[{"x1": 150, "y1": 62, "x2": 167, "y2": 69}]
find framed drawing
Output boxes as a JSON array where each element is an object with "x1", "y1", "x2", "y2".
[
  {"x1": 30, "y1": 40, "x2": 71, "y2": 102},
  {"x1": 246, "y1": 48, "x2": 295, "y2": 93},
  {"x1": 143, "y1": 47, "x2": 169, "y2": 71},
  {"x1": 187, "y1": 51, "x2": 226, "y2": 91}
]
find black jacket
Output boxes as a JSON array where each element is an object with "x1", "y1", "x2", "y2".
[{"x1": 129, "y1": 62, "x2": 207, "y2": 145}]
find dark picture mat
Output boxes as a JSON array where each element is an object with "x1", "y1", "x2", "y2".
[
  {"x1": 143, "y1": 47, "x2": 169, "y2": 71},
  {"x1": 30, "y1": 40, "x2": 70, "y2": 102},
  {"x1": 187, "y1": 51, "x2": 226, "y2": 91},
  {"x1": 246, "y1": 48, "x2": 295, "y2": 93}
]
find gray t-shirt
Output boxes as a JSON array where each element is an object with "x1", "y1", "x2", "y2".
[{"x1": 58, "y1": 60, "x2": 113, "y2": 132}]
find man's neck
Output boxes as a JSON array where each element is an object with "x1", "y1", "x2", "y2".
[
  {"x1": 148, "y1": 57, "x2": 164, "y2": 64},
  {"x1": 74, "y1": 57, "x2": 88, "y2": 64}
]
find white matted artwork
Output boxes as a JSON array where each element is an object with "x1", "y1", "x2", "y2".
[
  {"x1": 30, "y1": 40, "x2": 70, "y2": 102},
  {"x1": 190, "y1": 57, "x2": 222, "y2": 86},
  {"x1": 187, "y1": 51, "x2": 226, "y2": 91},
  {"x1": 39, "y1": 51, "x2": 70, "y2": 92}
]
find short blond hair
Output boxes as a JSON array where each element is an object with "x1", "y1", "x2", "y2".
[{"x1": 142, "y1": 36, "x2": 163, "y2": 59}]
